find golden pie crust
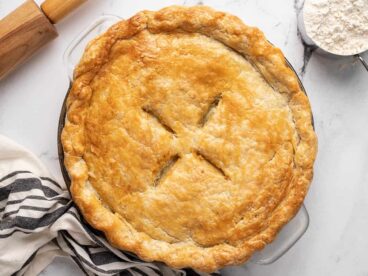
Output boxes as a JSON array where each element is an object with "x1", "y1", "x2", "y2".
[{"x1": 62, "y1": 6, "x2": 317, "y2": 272}]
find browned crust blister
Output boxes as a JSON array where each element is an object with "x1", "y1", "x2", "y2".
[{"x1": 61, "y1": 6, "x2": 317, "y2": 272}]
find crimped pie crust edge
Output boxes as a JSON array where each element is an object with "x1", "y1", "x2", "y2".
[{"x1": 61, "y1": 5, "x2": 317, "y2": 272}]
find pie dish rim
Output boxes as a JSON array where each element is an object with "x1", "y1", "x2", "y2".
[{"x1": 60, "y1": 5, "x2": 318, "y2": 272}]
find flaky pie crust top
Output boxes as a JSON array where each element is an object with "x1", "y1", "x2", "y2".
[{"x1": 62, "y1": 6, "x2": 317, "y2": 272}]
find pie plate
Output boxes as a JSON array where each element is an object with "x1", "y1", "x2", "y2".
[{"x1": 57, "y1": 14, "x2": 313, "y2": 267}]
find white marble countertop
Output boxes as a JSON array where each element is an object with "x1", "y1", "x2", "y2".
[{"x1": 1, "y1": 0, "x2": 368, "y2": 275}]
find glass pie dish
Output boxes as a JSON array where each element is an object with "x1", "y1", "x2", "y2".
[{"x1": 57, "y1": 15, "x2": 312, "y2": 268}]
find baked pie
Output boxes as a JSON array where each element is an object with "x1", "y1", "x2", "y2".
[{"x1": 62, "y1": 6, "x2": 317, "y2": 272}]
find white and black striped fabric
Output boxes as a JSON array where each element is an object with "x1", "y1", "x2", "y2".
[{"x1": 0, "y1": 135, "x2": 216, "y2": 276}]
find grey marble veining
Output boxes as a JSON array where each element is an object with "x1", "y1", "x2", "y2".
[
  {"x1": 293, "y1": 0, "x2": 314, "y2": 77},
  {"x1": 0, "y1": 1, "x2": 368, "y2": 275}
]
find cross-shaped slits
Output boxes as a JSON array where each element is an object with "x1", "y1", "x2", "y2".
[{"x1": 142, "y1": 93, "x2": 228, "y2": 187}]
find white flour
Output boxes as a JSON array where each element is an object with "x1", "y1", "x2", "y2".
[{"x1": 303, "y1": 0, "x2": 368, "y2": 55}]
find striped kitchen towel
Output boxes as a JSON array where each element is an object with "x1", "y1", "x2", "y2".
[{"x1": 0, "y1": 135, "x2": 215, "y2": 276}]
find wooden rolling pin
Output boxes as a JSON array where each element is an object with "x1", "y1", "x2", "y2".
[{"x1": 0, "y1": 0, "x2": 87, "y2": 80}]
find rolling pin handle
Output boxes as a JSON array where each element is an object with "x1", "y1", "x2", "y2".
[{"x1": 41, "y1": 0, "x2": 87, "y2": 24}]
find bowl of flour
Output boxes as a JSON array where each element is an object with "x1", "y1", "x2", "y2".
[{"x1": 300, "y1": 0, "x2": 368, "y2": 70}]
